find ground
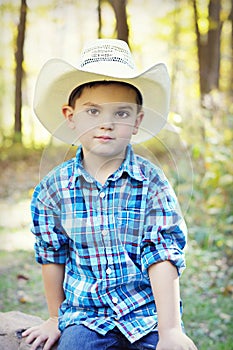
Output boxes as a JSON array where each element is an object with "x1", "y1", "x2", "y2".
[{"x1": 0, "y1": 145, "x2": 232, "y2": 350}]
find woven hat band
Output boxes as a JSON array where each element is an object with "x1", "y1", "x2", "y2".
[{"x1": 79, "y1": 39, "x2": 136, "y2": 75}]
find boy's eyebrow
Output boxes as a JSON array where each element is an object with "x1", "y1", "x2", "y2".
[
  {"x1": 82, "y1": 102, "x2": 101, "y2": 108},
  {"x1": 116, "y1": 105, "x2": 134, "y2": 110},
  {"x1": 82, "y1": 102, "x2": 135, "y2": 110}
]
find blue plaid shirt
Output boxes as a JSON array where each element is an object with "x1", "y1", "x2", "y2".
[{"x1": 31, "y1": 144, "x2": 187, "y2": 343}]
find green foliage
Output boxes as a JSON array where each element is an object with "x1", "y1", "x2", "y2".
[
  {"x1": 183, "y1": 92, "x2": 233, "y2": 261},
  {"x1": 181, "y1": 243, "x2": 233, "y2": 350}
]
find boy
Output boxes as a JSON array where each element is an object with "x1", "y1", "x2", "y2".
[{"x1": 23, "y1": 39, "x2": 197, "y2": 350}]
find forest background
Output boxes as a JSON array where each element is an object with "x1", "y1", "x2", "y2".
[{"x1": 0, "y1": 0, "x2": 232, "y2": 349}]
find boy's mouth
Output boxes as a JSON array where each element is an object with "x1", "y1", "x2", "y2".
[{"x1": 95, "y1": 135, "x2": 114, "y2": 142}]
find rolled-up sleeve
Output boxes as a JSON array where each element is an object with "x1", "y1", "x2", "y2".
[
  {"x1": 141, "y1": 183, "x2": 187, "y2": 277},
  {"x1": 31, "y1": 179, "x2": 68, "y2": 264}
]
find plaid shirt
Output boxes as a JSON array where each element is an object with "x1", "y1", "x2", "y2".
[{"x1": 31, "y1": 145, "x2": 187, "y2": 343}]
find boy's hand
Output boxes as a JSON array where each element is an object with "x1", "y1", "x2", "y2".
[
  {"x1": 22, "y1": 317, "x2": 60, "y2": 350},
  {"x1": 156, "y1": 328, "x2": 198, "y2": 350}
]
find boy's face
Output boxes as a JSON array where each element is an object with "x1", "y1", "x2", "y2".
[{"x1": 62, "y1": 83, "x2": 144, "y2": 161}]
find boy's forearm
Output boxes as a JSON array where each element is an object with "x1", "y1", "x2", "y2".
[
  {"x1": 42, "y1": 263, "x2": 65, "y2": 317},
  {"x1": 148, "y1": 260, "x2": 182, "y2": 336}
]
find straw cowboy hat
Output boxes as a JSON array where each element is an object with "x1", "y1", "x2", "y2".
[{"x1": 33, "y1": 39, "x2": 171, "y2": 145}]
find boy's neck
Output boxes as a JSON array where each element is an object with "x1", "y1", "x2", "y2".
[{"x1": 82, "y1": 152, "x2": 125, "y2": 186}]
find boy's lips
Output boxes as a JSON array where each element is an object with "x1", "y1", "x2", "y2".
[{"x1": 95, "y1": 135, "x2": 114, "y2": 142}]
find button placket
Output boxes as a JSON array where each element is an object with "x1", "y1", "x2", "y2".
[
  {"x1": 99, "y1": 186, "x2": 116, "y2": 280},
  {"x1": 114, "y1": 314, "x2": 121, "y2": 320},
  {"x1": 99, "y1": 191, "x2": 105, "y2": 199},
  {"x1": 106, "y1": 267, "x2": 112, "y2": 275},
  {"x1": 112, "y1": 296, "x2": 118, "y2": 304},
  {"x1": 101, "y1": 229, "x2": 108, "y2": 236}
]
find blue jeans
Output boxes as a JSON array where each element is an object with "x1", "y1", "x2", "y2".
[{"x1": 58, "y1": 324, "x2": 159, "y2": 350}]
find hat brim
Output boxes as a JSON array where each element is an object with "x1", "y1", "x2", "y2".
[{"x1": 33, "y1": 59, "x2": 170, "y2": 144}]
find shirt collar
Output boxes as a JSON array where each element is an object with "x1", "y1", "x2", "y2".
[
  {"x1": 109, "y1": 145, "x2": 146, "y2": 182},
  {"x1": 69, "y1": 144, "x2": 146, "y2": 188}
]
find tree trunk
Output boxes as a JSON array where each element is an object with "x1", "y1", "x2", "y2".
[
  {"x1": 230, "y1": 0, "x2": 233, "y2": 92},
  {"x1": 193, "y1": 0, "x2": 208, "y2": 95},
  {"x1": 193, "y1": 0, "x2": 222, "y2": 98},
  {"x1": 14, "y1": 0, "x2": 27, "y2": 142},
  {"x1": 108, "y1": 0, "x2": 129, "y2": 44},
  {"x1": 207, "y1": 0, "x2": 222, "y2": 91},
  {"x1": 98, "y1": 0, "x2": 102, "y2": 38}
]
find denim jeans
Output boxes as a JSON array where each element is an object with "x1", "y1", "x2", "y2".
[{"x1": 58, "y1": 324, "x2": 159, "y2": 350}]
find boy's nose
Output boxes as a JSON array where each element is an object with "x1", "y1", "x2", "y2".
[{"x1": 100, "y1": 113, "x2": 114, "y2": 129}]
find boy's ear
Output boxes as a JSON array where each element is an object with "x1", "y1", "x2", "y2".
[
  {"x1": 62, "y1": 105, "x2": 76, "y2": 129},
  {"x1": 132, "y1": 111, "x2": 144, "y2": 135}
]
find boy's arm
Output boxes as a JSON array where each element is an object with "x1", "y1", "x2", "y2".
[
  {"x1": 42, "y1": 263, "x2": 65, "y2": 317},
  {"x1": 22, "y1": 263, "x2": 65, "y2": 350},
  {"x1": 148, "y1": 261, "x2": 198, "y2": 350}
]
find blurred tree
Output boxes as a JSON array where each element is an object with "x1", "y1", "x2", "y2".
[
  {"x1": 14, "y1": 0, "x2": 27, "y2": 143},
  {"x1": 193, "y1": 0, "x2": 222, "y2": 97},
  {"x1": 192, "y1": 0, "x2": 233, "y2": 98},
  {"x1": 230, "y1": 0, "x2": 233, "y2": 91},
  {"x1": 108, "y1": 0, "x2": 129, "y2": 44},
  {"x1": 99, "y1": 0, "x2": 129, "y2": 44},
  {"x1": 98, "y1": 0, "x2": 102, "y2": 38}
]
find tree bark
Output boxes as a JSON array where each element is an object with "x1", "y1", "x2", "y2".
[
  {"x1": 207, "y1": 0, "x2": 222, "y2": 91},
  {"x1": 193, "y1": 0, "x2": 222, "y2": 97},
  {"x1": 108, "y1": 0, "x2": 129, "y2": 44},
  {"x1": 193, "y1": 0, "x2": 208, "y2": 95},
  {"x1": 14, "y1": 0, "x2": 27, "y2": 142},
  {"x1": 230, "y1": 0, "x2": 233, "y2": 92},
  {"x1": 98, "y1": 0, "x2": 102, "y2": 38}
]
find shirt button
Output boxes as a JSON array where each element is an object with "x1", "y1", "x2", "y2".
[
  {"x1": 102, "y1": 230, "x2": 108, "y2": 236},
  {"x1": 106, "y1": 267, "x2": 112, "y2": 275},
  {"x1": 99, "y1": 192, "x2": 105, "y2": 198},
  {"x1": 112, "y1": 297, "x2": 118, "y2": 304}
]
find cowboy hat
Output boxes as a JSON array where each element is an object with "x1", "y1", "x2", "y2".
[{"x1": 33, "y1": 39, "x2": 170, "y2": 145}]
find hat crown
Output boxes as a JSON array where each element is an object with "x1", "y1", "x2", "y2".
[{"x1": 78, "y1": 39, "x2": 137, "y2": 78}]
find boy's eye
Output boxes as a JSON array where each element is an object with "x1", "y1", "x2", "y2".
[
  {"x1": 115, "y1": 110, "x2": 130, "y2": 119},
  {"x1": 87, "y1": 108, "x2": 100, "y2": 116}
]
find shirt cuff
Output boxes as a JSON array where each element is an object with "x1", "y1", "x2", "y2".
[
  {"x1": 34, "y1": 239, "x2": 68, "y2": 264},
  {"x1": 141, "y1": 242, "x2": 186, "y2": 278}
]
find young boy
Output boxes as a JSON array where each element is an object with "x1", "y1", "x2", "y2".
[{"x1": 23, "y1": 39, "x2": 197, "y2": 350}]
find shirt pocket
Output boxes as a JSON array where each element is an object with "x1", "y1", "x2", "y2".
[{"x1": 115, "y1": 208, "x2": 144, "y2": 264}]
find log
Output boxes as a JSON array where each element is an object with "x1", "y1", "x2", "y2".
[{"x1": 0, "y1": 311, "x2": 58, "y2": 349}]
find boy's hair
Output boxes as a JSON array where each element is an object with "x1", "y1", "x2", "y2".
[{"x1": 68, "y1": 81, "x2": 143, "y2": 112}]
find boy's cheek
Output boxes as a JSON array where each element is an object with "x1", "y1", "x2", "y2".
[{"x1": 66, "y1": 118, "x2": 76, "y2": 130}]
